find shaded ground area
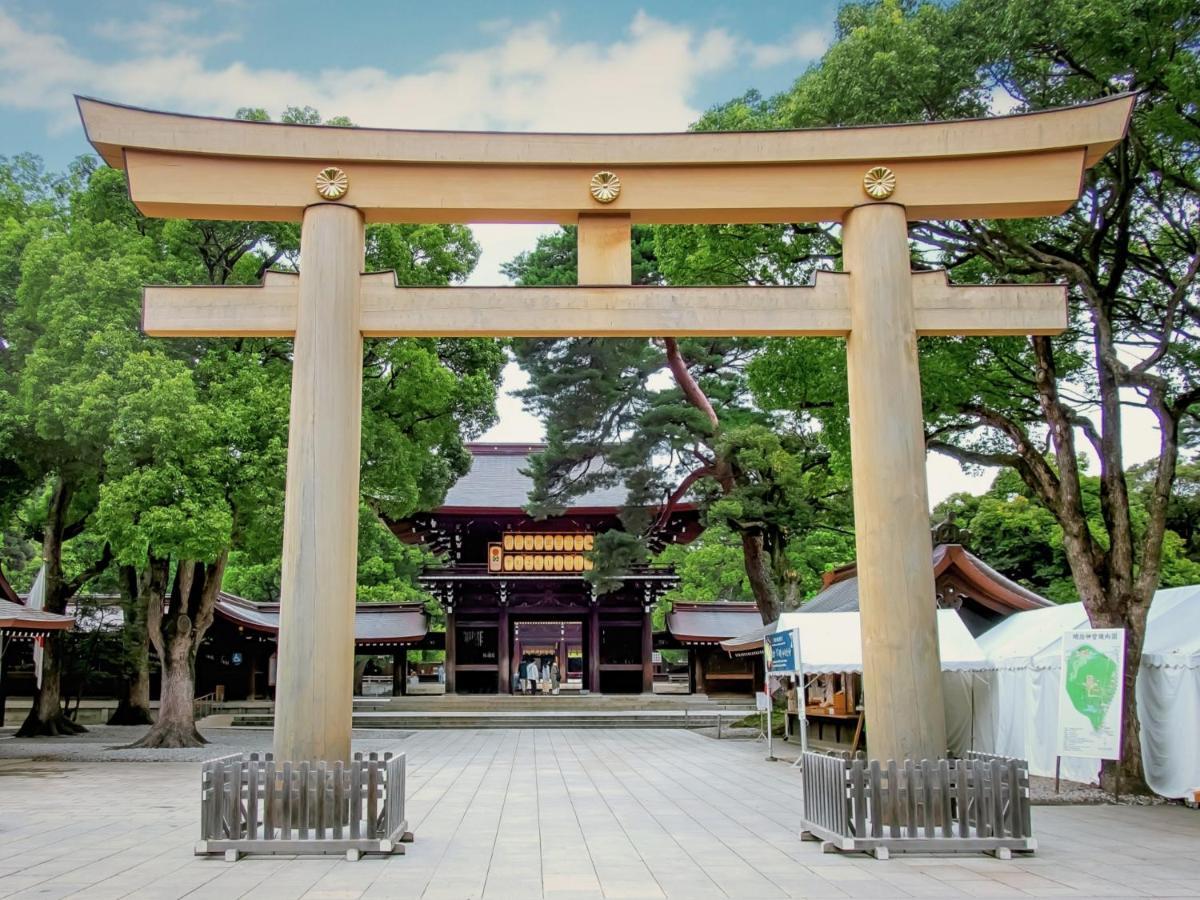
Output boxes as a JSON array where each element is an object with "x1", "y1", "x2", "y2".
[
  {"x1": 0, "y1": 725, "x2": 409, "y2": 762},
  {"x1": 1, "y1": 727, "x2": 1198, "y2": 899}
]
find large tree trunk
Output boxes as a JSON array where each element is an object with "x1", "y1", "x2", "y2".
[
  {"x1": 741, "y1": 530, "x2": 781, "y2": 624},
  {"x1": 108, "y1": 566, "x2": 154, "y2": 726},
  {"x1": 134, "y1": 631, "x2": 206, "y2": 748},
  {"x1": 108, "y1": 646, "x2": 153, "y2": 726},
  {"x1": 128, "y1": 555, "x2": 225, "y2": 749},
  {"x1": 16, "y1": 633, "x2": 84, "y2": 736},
  {"x1": 1089, "y1": 600, "x2": 1150, "y2": 794},
  {"x1": 16, "y1": 476, "x2": 92, "y2": 737}
]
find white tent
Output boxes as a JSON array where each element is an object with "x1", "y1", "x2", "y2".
[
  {"x1": 724, "y1": 610, "x2": 994, "y2": 755},
  {"x1": 746, "y1": 609, "x2": 994, "y2": 673},
  {"x1": 974, "y1": 585, "x2": 1200, "y2": 797}
]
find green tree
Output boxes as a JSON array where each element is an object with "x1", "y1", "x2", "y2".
[
  {"x1": 506, "y1": 230, "x2": 852, "y2": 623},
  {"x1": 701, "y1": 0, "x2": 1198, "y2": 792},
  {"x1": 0, "y1": 108, "x2": 503, "y2": 744}
]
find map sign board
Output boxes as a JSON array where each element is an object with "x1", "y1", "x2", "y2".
[
  {"x1": 765, "y1": 628, "x2": 802, "y2": 675},
  {"x1": 1057, "y1": 628, "x2": 1125, "y2": 760}
]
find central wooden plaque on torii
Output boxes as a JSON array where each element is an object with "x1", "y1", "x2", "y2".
[{"x1": 78, "y1": 94, "x2": 1133, "y2": 768}]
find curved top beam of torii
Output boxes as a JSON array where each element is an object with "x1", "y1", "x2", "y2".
[{"x1": 77, "y1": 94, "x2": 1133, "y2": 225}]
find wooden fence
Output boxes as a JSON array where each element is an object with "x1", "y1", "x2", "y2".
[
  {"x1": 800, "y1": 751, "x2": 1035, "y2": 858},
  {"x1": 196, "y1": 751, "x2": 410, "y2": 860}
]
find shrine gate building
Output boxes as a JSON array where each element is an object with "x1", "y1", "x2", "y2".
[{"x1": 391, "y1": 443, "x2": 707, "y2": 694}]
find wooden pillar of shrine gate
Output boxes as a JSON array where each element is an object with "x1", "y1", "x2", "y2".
[
  {"x1": 578, "y1": 213, "x2": 631, "y2": 697},
  {"x1": 273, "y1": 204, "x2": 365, "y2": 766},
  {"x1": 843, "y1": 202, "x2": 947, "y2": 764},
  {"x1": 497, "y1": 604, "x2": 510, "y2": 694}
]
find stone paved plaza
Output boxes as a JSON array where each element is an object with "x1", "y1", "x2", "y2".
[{"x1": 1, "y1": 727, "x2": 1198, "y2": 899}]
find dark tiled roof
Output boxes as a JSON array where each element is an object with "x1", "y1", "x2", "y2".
[
  {"x1": 215, "y1": 593, "x2": 428, "y2": 645},
  {"x1": 440, "y1": 443, "x2": 628, "y2": 511},
  {"x1": 802, "y1": 544, "x2": 1052, "y2": 614},
  {"x1": 665, "y1": 601, "x2": 763, "y2": 643},
  {"x1": 800, "y1": 577, "x2": 860, "y2": 613}
]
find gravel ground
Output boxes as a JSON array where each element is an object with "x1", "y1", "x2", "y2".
[
  {"x1": 1027, "y1": 772, "x2": 1168, "y2": 806},
  {"x1": 0, "y1": 724, "x2": 411, "y2": 762},
  {"x1": 692, "y1": 731, "x2": 1172, "y2": 807}
]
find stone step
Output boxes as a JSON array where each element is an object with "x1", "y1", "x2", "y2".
[
  {"x1": 349, "y1": 695, "x2": 753, "y2": 713},
  {"x1": 231, "y1": 709, "x2": 754, "y2": 730}
]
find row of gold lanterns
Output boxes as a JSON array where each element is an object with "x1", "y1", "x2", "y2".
[
  {"x1": 502, "y1": 533, "x2": 594, "y2": 552},
  {"x1": 499, "y1": 554, "x2": 593, "y2": 573}
]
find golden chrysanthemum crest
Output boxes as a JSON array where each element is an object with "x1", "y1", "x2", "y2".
[
  {"x1": 589, "y1": 171, "x2": 621, "y2": 203},
  {"x1": 315, "y1": 166, "x2": 349, "y2": 200},
  {"x1": 862, "y1": 166, "x2": 896, "y2": 200}
]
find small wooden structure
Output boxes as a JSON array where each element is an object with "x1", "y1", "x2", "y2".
[
  {"x1": 0, "y1": 578, "x2": 75, "y2": 726},
  {"x1": 196, "y1": 751, "x2": 411, "y2": 861},
  {"x1": 800, "y1": 750, "x2": 1035, "y2": 859}
]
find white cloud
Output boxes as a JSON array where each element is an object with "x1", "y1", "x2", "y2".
[
  {"x1": 746, "y1": 27, "x2": 830, "y2": 69},
  {"x1": 0, "y1": 8, "x2": 747, "y2": 135},
  {"x1": 479, "y1": 360, "x2": 545, "y2": 443},
  {"x1": 92, "y1": 4, "x2": 238, "y2": 52}
]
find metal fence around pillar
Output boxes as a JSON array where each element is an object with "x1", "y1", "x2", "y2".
[
  {"x1": 800, "y1": 750, "x2": 1035, "y2": 859},
  {"x1": 196, "y1": 751, "x2": 411, "y2": 860}
]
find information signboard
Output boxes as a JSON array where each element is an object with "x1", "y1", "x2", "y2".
[
  {"x1": 1057, "y1": 627, "x2": 1125, "y2": 760},
  {"x1": 765, "y1": 628, "x2": 802, "y2": 675}
]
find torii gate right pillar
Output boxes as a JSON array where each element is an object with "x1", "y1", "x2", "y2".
[{"x1": 844, "y1": 202, "x2": 947, "y2": 763}]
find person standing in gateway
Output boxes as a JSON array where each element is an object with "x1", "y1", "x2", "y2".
[{"x1": 526, "y1": 658, "x2": 539, "y2": 695}]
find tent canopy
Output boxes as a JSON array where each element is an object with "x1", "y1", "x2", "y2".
[
  {"x1": 978, "y1": 586, "x2": 1200, "y2": 670},
  {"x1": 721, "y1": 609, "x2": 994, "y2": 673}
]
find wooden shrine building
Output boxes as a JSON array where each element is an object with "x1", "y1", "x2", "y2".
[
  {"x1": 800, "y1": 542, "x2": 1052, "y2": 635},
  {"x1": 392, "y1": 443, "x2": 702, "y2": 694}
]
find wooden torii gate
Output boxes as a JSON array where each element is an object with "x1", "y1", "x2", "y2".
[{"x1": 79, "y1": 94, "x2": 1132, "y2": 769}]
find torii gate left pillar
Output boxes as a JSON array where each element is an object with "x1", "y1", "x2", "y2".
[
  {"x1": 77, "y1": 93, "x2": 1131, "y2": 768},
  {"x1": 273, "y1": 204, "x2": 364, "y2": 765}
]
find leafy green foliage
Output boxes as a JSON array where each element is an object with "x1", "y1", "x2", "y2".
[
  {"x1": 938, "y1": 466, "x2": 1200, "y2": 602},
  {"x1": 506, "y1": 225, "x2": 853, "y2": 619},
  {"x1": 0, "y1": 104, "x2": 504, "y2": 737}
]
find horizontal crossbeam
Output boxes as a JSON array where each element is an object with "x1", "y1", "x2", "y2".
[
  {"x1": 141, "y1": 271, "x2": 1065, "y2": 338},
  {"x1": 81, "y1": 95, "x2": 1133, "y2": 224}
]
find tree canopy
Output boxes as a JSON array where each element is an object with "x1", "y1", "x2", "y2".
[{"x1": 0, "y1": 105, "x2": 504, "y2": 741}]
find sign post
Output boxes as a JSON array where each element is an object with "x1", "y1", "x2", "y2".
[
  {"x1": 1056, "y1": 627, "x2": 1125, "y2": 799},
  {"x1": 765, "y1": 628, "x2": 803, "y2": 763}
]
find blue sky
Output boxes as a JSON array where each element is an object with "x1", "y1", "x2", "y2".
[{"x1": 0, "y1": 1, "x2": 837, "y2": 169}]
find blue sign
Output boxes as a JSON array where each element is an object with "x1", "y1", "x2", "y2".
[
  {"x1": 231, "y1": 652, "x2": 243, "y2": 666},
  {"x1": 765, "y1": 628, "x2": 801, "y2": 674}
]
